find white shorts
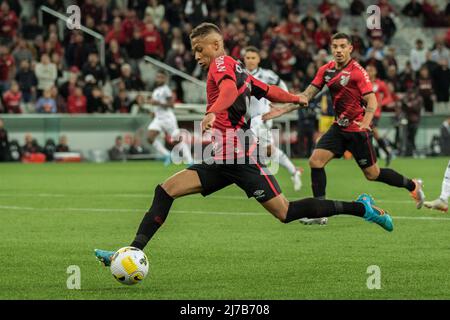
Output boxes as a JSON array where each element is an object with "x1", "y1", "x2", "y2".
[
  {"x1": 148, "y1": 116, "x2": 180, "y2": 139},
  {"x1": 251, "y1": 116, "x2": 273, "y2": 148}
]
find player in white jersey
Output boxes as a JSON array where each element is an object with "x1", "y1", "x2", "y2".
[
  {"x1": 423, "y1": 160, "x2": 450, "y2": 212},
  {"x1": 244, "y1": 46, "x2": 303, "y2": 191},
  {"x1": 147, "y1": 70, "x2": 193, "y2": 165}
]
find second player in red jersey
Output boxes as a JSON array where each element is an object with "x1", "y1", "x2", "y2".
[{"x1": 264, "y1": 33, "x2": 425, "y2": 223}]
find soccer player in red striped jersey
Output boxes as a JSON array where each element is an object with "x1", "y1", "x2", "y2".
[
  {"x1": 264, "y1": 33, "x2": 425, "y2": 216},
  {"x1": 94, "y1": 25, "x2": 394, "y2": 266}
]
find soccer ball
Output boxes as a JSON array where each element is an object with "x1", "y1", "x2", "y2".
[{"x1": 110, "y1": 246, "x2": 149, "y2": 285}]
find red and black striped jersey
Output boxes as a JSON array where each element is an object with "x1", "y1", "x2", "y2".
[
  {"x1": 207, "y1": 55, "x2": 269, "y2": 160},
  {"x1": 311, "y1": 59, "x2": 373, "y2": 132}
]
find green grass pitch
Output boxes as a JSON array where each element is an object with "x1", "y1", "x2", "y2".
[{"x1": 0, "y1": 158, "x2": 449, "y2": 299}]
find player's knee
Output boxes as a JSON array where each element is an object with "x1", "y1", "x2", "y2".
[
  {"x1": 160, "y1": 181, "x2": 178, "y2": 198},
  {"x1": 309, "y1": 157, "x2": 324, "y2": 168},
  {"x1": 364, "y1": 169, "x2": 379, "y2": 181}
]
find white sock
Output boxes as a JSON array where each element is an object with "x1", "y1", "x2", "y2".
[
  {"x1": 152, "y1": 140, "x2": 170, "y2": 157},
  {"x1": 440, "y1": 160, "x2": 450, "y2": 202},
  {"x1": 272, "y1": 147, "x2": 297, "y2": 176}
]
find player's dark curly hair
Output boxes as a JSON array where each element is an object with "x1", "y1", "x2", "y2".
[
  {"x1": 331, "y1": 32, "x2": 352, "y2": 44},
  {"x1": 189, "y1": 22, "x2": 222, "y2": 40}
]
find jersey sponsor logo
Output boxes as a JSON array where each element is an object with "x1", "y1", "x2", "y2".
[
  {"x1": 340, "y1": 75, "x2": 350, "y2": 86},
  {"x1": 336, "y1": 117, "x2": 350, "y2": 127},
  {"x1": 324, "y1": 75, "x2": 331, "y2": 82}
]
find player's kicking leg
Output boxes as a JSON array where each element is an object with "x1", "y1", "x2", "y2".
[
  {"x1": 424, "y1": 160, "x2": 450, "y2": 212},
  {"x1": 95, "y1": 162, "x2": 393, "y2": 266},
  {"x1": 95, "y1": 169, "x2": 204, "y2": 266}
]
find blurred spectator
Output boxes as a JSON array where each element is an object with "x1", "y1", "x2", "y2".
[
  {"x1": 145, "y1": 0, "x2": 165, "y2": 27},
  {"x1": 422, "y1": 0, "x2": 447, "y2": 27},
  {"x1": 35, "y1": 88, "x2": 57, "y2": 113},
  {"x1": 280, "y1": 0, "x2": 299, "y2": 19},
  {"x1": 126, "y1": 27, "x2": 146, "y2": 73},
  {"x1": 399, "y1": 62, "x2": 416, "y2": 92},
  {"x1": 350, "y1": 0, "x2": 365, "y2": 16},
  {"x1": 142, "y1": 21, "x2": 164, "y2": 59},
  {"x1": 113, "y1": 88, "x2": 130, "y2": 113},
  {"x1": 122, "y1": 9, "x2": 145, "y2": 40},
  {"x1": 431, "y1": 40, "x2": 450, "y2": 64},
  {"x1": 22, "y1": 133, "x2": 42, "y2": 154},
  {"x1": 0, "y1": 1, "x2": 19, "y2": 44},
  {"x1": 106, "y1": 39, "x2": 128, "y2": 80},
  {"x1": 165, "y1": 0, "x2": 184, "y2": 27},
  {"x1": 323, "y1": 3, "x2": 342, "y2": 33},
  {"x1": 432, "y1": 58, "x2": 450, "y2": 102},
  {"x1": 105, "y1": 17, "x2": 127, "y2": 45},
  {"x1": 65, "y1": 32, "x2": 95, "y2": 69},
  {"x1": 378, "y1": 0, "x2": 396, "y2": 15},
  {"x1": 410, "y1": 39, "x2": 427, "y2": 73},
  {"x1": 185, "y1": 0, "x2": 208, "y2": 26},
  {"x1": 56, "y1": 135, "x2": 69, "y2": 152},
  {"x1": 350, "y1": 28, "x2": 367, "y2": 56},
  {"x1": 0, "y1": 45, "x2": 14, "y2": 94},
  {"x1": 2, "y1": 81, "x2": 22, "y2": 113},
  {"x1": 423, "y1": 50, "x2": 440, "y2": 75},
  {"x1": 400, "y1": 87, "x2": 423, "y2": 156},
  {"x1": 128, "y1": 135, "x2": 149, "y2": 155},
  {"x1": 0, "y1": 117, "x2": 9, "y2": 161},
  {"x1": 21, "y1": 16, "x2": 44, "y2": 41},
  {"x1": 314, "y1": 20, "x2": 332, "y2": 51},
  {"x1": 87, "y1": 86, "x2": 111, "y2": 113},
  {"x1": 130, "y1": 94, "x2": 151, "y2": 114},
  {"x1": 119, "y1": 64, "x2": 145, "y2": 91},
  {"x1": 43, "y1": 138, "x2": 56, "y2": 161},
  {"x1": 300, "y1": 7, "x2": 319, "y2": 31},
  {"x1": 15, "y1": 60, "x2": 37, "y2": 110},
  {"x1": 59, "y1": 69, "x2": 80, "y2": 100},
  {"x1": 379, "y1": 6, "x2": 397, "y2": 44},
  {"x1": 109, "y1": 135, "x2": 127, "y2": 161},
  {"x1": 365, "y1": 39, "x2": 385, "y2": 62},
  {"x1": 402, "y1": 0, "x2": 422, "y2": 17},
  {"x1": 35, "y1": 53, "x2": 57, "y2": 97},
  {"x1": 271, "y1": 42, "x2": 296, "y2": 82},
  {"x1": 82, "y1": 52, "x2": 106, "y2": 86},
  {"x1": 417, "y1": 66, "x2": 434, "y2": 113},
  {"x1": 67, "y1": 87, "x2": 87, "y2": 113},
  {"x1": 40, "y1": 0, "x2": 64, "y2": 27},
  {"x1": 12, "y1": 38, "x2": 33, "y2": 66}
]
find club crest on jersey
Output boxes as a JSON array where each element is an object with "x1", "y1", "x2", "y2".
[{"x1": 340, "y1": 75, "x2": 350, "y2": 86}]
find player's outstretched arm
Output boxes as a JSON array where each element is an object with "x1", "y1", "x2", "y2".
[
  {"x1": 261, "y1": 84, "x2": 319, "y2": 120},
  {"x1": 301, "y1": 85, "x2": 320, "y2": 102}
]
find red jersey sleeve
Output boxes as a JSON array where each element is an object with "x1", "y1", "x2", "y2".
[
  {"x1": 355, "y1": 67, "x2": 373, "y2": 96},
  {"x1": 311, "y1": 64, "x2": 327, "y2": 90},
  {"x1": 249, "y1": 74, "x2": 269, "y2": 99},
  {"x1": 209, "y1": 56, "x2": 237, "y2": 86}
]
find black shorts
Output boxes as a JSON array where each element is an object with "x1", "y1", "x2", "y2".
[
  {"x1": 187, "y1": 160, "x2": 282, "y2": 203},
  {"x1": 315, "y1": 124, "x2": 377, "y2": 168}
]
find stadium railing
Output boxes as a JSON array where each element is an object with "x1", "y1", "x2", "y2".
[{"x1": 38, "y1": 5, "x2": 106, "y2": 67}]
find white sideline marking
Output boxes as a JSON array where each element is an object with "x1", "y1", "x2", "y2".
[
  {"x1": 0, "y1": 193, "x2": 421, "y2": 204},
  {"x1": 0, "y1": 205, "x2": 449, "y2": 221}
]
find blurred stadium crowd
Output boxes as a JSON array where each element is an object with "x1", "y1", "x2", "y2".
[
  {"x1": 0, "y1": 0, "x2": 448, "y2": 114},
  {"x1": 0, "y1": 0, "x2": 449, "y2": 162}
]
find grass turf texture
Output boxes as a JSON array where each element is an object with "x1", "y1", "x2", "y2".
[{"x1": 0, "y1": 158, "x2": 449, "y2": 299}]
